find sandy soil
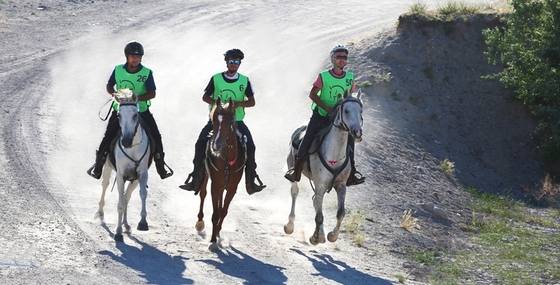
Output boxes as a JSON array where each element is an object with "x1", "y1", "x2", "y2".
[{"x1": 0, "y1": 0, "x2": 542, "y2": 284}]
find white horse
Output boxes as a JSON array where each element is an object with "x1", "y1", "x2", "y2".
[
  {"x1": 96, "y1": 88, "x2": 151, "y2": 242},
  {"x1": 284, "y1": 90, "x2": 363, "y2": 245}
]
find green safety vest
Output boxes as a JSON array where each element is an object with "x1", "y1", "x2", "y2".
[
  {"x1": 312, "y1": 70, "x2": 354, "y2": 117},
  {"x1": 211, "y1": 73, "x2": 249, "y2": 121},
  {"x1": 111, "y1": 64, "x2": 152, "y2": 113}
]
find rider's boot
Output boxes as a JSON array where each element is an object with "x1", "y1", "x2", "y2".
[
  {"x1": 179, "y1": 147, "x2": 205, "y2": 194},
  {"x1": 245, "y1": 164, "x2": 266, "y2": 195},
  {"x1": 154, "y1": 152, "x2": 173, "y2": 179},
  {"x1": 346, "y1": 154, "x2": 365, "y2": 186},
  {"x1": 87, "y1": 150, "x2": 107, "y2": 180},
  {"x1": 179, "y1": 165, "x2": 205, "y2": 194},
  {"x1": 284, "y1": 154, "x2": 305, "y2": 182}
]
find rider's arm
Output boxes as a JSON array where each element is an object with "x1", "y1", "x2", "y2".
[
  {"x1": 310, "y1": 74, "x2": 333, "y2": 114},
  {"x1": 137, "y1": 71, "x2": 156, "y2": 101},
  {"x1": 233, "y1": 80, "x2": 255, "y2": 109},
  {"x1": 106, "y1": 70, "x2": 116, "y2": 95}
]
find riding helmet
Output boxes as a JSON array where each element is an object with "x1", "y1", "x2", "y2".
[
  {"x1": 330, "y1": 44, "x2": 348, "y2": 63},
  {"x1": 224, "y1": 48, "x2": 244, "y2": 61},
  {"x1": 124, "y1": 41, "x2": 144, "y2": 56}
]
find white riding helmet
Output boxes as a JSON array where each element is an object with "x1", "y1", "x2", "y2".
[{"x1": 330, "y1": 44, "x2": 349, "y2": 63}]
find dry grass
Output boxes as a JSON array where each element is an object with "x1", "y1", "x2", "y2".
[
  {"x1": 439, "y1": 158, "x2": 455, "y2": 176},
  {"x1": 523, "y1": 173, "x2": 560, "y2": 206},
  {"x1": 345, "y1": 209, "x2": 367, "y2": 245},
  {"x1": 400, "y1": 209, "x2": 419, "y2": 230}
]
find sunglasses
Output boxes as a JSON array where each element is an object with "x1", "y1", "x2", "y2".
[
  {"x1": 227, "y1": 59, "x2": 241, "y2": 65},
  {"x1": 335, "y1": 55, "x2": 348, "y2": 60}
]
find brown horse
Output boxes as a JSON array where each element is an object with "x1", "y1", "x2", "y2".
[{"x1": 194, "y1": 97, "x2": 246, "y2": 251}]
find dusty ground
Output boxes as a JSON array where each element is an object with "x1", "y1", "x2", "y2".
[{"x1": 0, "y1": 1, "x2": 543, "y2": 284}]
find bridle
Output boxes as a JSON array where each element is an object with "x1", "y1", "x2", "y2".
[
  {"x1": 207, "y1": 108, "x2": 245, "y2": 189},
  {"x1": 332, "y1": 97, "x2": 363, "y2": 138},
  {"x1": 117, "y1": 102, "x2": 150, "y2": 176}
]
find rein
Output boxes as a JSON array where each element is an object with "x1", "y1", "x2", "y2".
[{"x1": 98, "y1": 99, "x2": 114, "y2": 121}]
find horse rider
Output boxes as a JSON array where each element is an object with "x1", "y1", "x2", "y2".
[
  {"x1": 284, "y1": 44, "x2": 365, "y2": 186},
  {"x1": 179, "y1": 48, "x2": 266, "y2": 195},
  {"x1": 87, "y1": 41, "x2": 173, "y2": 180}
]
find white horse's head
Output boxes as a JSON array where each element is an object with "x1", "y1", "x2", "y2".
[
  {"x1": 113, "y1": 89, "x2": 139, "y2": 148},
  {"x1": 333, "y1": 89, "x2": 363, "y2": 142}
]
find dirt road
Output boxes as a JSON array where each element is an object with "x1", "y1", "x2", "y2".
[{"x1": 0, "y1": 1, "x2": 500, "y2": 284}]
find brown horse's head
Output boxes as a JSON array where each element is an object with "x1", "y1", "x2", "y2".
[{"x1": 210, "y1": 97, "x2": 237, "y2": 154}]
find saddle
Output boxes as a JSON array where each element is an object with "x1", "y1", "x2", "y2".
[
  {"x1": 290, "y1": 123, "x2": 333, "y2": 155},
  {"x1": 291, "y1": 123, "x2": 351, "y2": 175}
]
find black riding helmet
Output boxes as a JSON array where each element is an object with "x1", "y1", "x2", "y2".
[
  {"x1": 124, "y1": 41, "x2": 144, "y2": 56},
  {"x1": 224, "y1": 48, "x2": 244, "y2": 61}
]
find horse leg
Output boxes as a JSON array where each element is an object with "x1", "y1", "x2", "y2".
[
  {"x1": 327, "y1": 184, "x2": 347, "y2": 243},
  {"x1": 195, "y1": 175, "x2": 209, "y2": 232},
  {"x1": 310, "y1": 188, "x2": 326, "y2": 245},
  {"x1": 209, "y1": 185, "x2": 223, "y2": 251},
  {"x1": 284, "y1": 181, "x2": 299, "y2": 234},
  {"x1": 137, "y1": 173, "x2": 149, "y2": 231},
  {"x1": 216, "y1": 187, "x2": 236, "y2": 240},
  {"x1": 96, "y1": 165, "x2": 112, "y2": 221},
  {"x1": 114, "y1": 177, "x2": 126, "y2": 242},
  {"x1": 122, "y1": 180, "x2": 138, "y2": 233}
]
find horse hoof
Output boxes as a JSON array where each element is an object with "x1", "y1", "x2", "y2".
[
  {"x1": 208, "y1": 242, "x2": 220, "y2": 252},
  {"x1": 327, "y1": 232, "x2": 338, "y2": 243},
  {"x1": 284, "y1": 224, "x2": 294, "y2": 235},
  {"x1": 114, "y1": 233, "x2": 124, "y2": 242},
  {"x1": 309, "y1": 237, "x2": 319, "y2": 245},
  {"x1": 137, "y1": 221, "x2": 149, "y2": 231},
  {"x1": 195, "y1": 221, "x2": 205, "y2": 232}
]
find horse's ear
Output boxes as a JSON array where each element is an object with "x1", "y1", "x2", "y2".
[
  {"x1": 228, "y1": 98, "x2": 234, "y2": 109},
  {"x1": 216, "y1": 96, "x2": 222, "y2": 108},
  {"x1": 131, "y1": 92, "x2": 137, "y2": 102},
  {"x1": 354, "y1": 88, "x2": 362, "y2": 100},
  {"x1": 343, "y1": 90, "x2": 349, "y2": 99}
]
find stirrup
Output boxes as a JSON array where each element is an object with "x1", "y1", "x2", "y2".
[
  {"x1": 179, "y1": 172, "x2": 202, "y2": 195},
  {"x1": 347, "y1": 171, "x2": 365, "y2": 186},
  {"x1": 247, "y1": 175, "x2": 266, "y2": 195},
  {"x1": 157, "y1": 161, "x2": 174, "y2": 179},
  {"x1": 284, "y1": 168, "x2": 300, "y2": 183},
  {"x1": 87, "y1": 164, "x2": 101, "y2": 180}
]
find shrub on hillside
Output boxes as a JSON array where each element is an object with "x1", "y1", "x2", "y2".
[{"x1": 484, "y1": 0, "x2": 560, "y2": 163}]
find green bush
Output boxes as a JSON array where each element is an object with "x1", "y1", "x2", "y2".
[{"x1": 484, "y1": 0, "x2": 560, "y2": 163}]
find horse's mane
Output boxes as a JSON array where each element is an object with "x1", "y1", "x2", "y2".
[
  {"x1": 114, "y1": 88, "x2": 136, "y2": 104},
  {"x1": 210, "y1": 101, "x2": 234, "y2": 121}
]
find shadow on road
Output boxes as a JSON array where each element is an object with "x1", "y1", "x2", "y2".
[
  {"x1": 290, "y1": 248, "x2": 394, "y2": 284},
  {"x1": 99, "y1": 234, "x2": 192, "y2": 285},
  {"x1": 199, "y1": 246, "x2": 287, "y2": 284}
]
